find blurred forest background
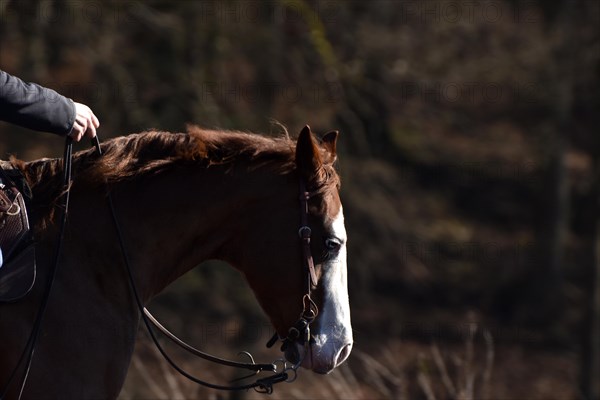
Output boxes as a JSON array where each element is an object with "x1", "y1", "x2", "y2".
[{"x1": 1, "y1": 0, "x2": 600, "y2": 399}]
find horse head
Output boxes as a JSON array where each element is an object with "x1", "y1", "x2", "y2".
[{"x1": 234, "y1": 126, "x2": 352, "y2": 375}]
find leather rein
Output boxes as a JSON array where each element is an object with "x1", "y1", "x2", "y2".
[{"x1": 2, "y1": 136, "x2": 320, "y2": 397}]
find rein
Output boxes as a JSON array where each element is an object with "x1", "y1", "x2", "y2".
[{"x1": 94, "y1": 137, "x2": 319, "y2": 393}]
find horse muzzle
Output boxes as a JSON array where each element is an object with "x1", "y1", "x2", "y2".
[{"x1": 284, "y1": 332, "x2": 353, "y2": 374}]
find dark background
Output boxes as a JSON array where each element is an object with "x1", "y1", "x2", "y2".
[{"x1": 1, "y1": 1, "x2": 599, "y2": 399}]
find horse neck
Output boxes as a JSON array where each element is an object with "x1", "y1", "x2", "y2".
[{"x1": 78, "y1": 164, "x2": 288, "y2": 302}]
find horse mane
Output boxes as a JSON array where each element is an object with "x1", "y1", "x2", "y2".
[
  {"x1": 13, "y1": 126, "x2": 340, "y2": 227},
  {"x1": 82, "y1": 126, "x2": 301, "y2": 185}
]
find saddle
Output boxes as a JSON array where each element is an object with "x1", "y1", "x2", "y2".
[{"x1": 0, "y1": 162, "x2": 36, "y2": 303}]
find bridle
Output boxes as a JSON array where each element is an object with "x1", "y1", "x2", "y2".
[
  {"x1": 1, "y1": 135, "x2": 321, "y2": 397},
  {"x1": 265, "y1": 179, "x2": 319, "y2": 355}
]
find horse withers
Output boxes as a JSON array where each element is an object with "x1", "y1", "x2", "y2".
[{"x1": 0, "y1": 125, "x2": 352, "y2": 398}]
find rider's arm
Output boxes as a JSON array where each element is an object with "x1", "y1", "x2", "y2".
[{"x1": 0, "y1": 69, "x2": 75, "y2": 135}]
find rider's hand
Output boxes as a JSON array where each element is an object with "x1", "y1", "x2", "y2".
[{"x1": 68, "y1": 102, "x2": 100, "y2": 142}]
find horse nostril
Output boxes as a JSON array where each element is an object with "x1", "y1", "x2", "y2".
[{"x1": 335, "y1": 342, "x2": 353, "y2": 367}]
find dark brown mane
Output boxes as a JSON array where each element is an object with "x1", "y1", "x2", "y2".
[
  {"x1": 81, "y1": 126, "x2": 300, "y2": 185},
  {"x1": 14, "y1": 127, "x2": 340, "y2": 227}
]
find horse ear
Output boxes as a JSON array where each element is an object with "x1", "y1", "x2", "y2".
[
  {"x1": 321, "y1": 130, "x2": 338, "y2": 157},
  {"x1": 296, "y1": 125, "x2": 322, "y2": 179}
]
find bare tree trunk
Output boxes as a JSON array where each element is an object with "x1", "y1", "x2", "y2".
[
  {"x1": 534, "y1": 0, "x2": 573, "y2": 326},
  {"x1": 591, "y1": 214, "x2": 600, "y2": 399},
  {"x1": 557, "y1": 0, "x2": 600, "y2": 397}
]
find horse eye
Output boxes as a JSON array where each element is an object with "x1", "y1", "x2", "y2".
[{"x1": 325, "y1": 238, "x2": 341, "y2": 252}]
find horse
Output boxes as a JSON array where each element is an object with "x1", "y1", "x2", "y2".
[{"x1": 0, "y1": 125, "x2": 352, "y2": 399}]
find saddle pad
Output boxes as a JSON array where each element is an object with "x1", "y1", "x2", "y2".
[{"x1": 0, "y1": 243, "x2": 36, "y2": 303}]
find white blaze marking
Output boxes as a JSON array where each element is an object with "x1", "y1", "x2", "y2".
[{"x1": 308, "y1": 206, "x2": 353, "y2": 372}]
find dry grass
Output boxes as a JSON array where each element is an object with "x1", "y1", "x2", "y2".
[
  {"x1": 120, "y1": 319, "x2": 577, "y2": 400},
  {"x1": 416, "y1": 324, "x2": 494, "y2": 400}
]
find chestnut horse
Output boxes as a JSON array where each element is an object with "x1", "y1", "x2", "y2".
[{"x1": 0, "y1": 126, "x2": 352, "y2": 399}]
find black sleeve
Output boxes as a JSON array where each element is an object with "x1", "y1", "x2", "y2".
[{"x1": 0, "y1": 70, "x2": 75, "y2": 135}]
